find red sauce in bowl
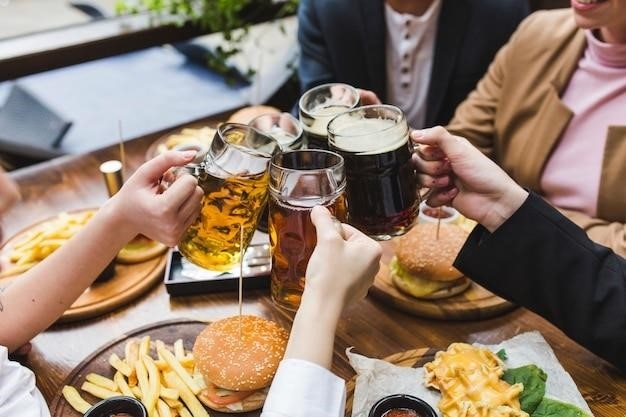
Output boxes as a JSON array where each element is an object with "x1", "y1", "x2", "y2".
[{"x1": 381, "y1": 408, "x2": 420, "y2": 417}]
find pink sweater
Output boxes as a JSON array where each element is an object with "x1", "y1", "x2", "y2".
[{"x1": 541, "y1": 30, "x2": 626, "y2": 217}]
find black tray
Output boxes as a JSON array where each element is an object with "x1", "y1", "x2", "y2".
[{"x1": 164, "y1": 242, "x2": 271, "y2": 296}]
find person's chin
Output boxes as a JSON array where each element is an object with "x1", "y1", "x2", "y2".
[{"x1": 571, "y1": 0, "x2": 611, "y2": 23}]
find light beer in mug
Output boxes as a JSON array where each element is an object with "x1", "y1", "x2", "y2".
[
  {"x1": 299, "y1": 83, "x2": 359, "y2": 150},
  {"x1": 268, "y1": 150, "x2": 346, "y2": 311},
  {"x1": 269, "y1": 193, "x2": 346, "y2": 310},
  {"x1": 178, "y1": 124, "x2": 279, "y2": 271}
]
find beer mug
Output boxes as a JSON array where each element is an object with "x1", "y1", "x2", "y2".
[
  {"x1": 327, "y1": 105, "x2": 419, "y2": 240},
  {"x1": 269, "y1": 149, "x2": 347, "y2": 311},
  {"x1": 177, "y1": 123, "x2": 279, "y2": 271},
  {"x1": 249, "y1": 112, "x2": 304, "y2": 151},
  {"x1": 298, "y1": 83, "x2": 360, "y2": 150},
  {"x1": 249, "y1": 112, "x2": 304, "y2": 232}
]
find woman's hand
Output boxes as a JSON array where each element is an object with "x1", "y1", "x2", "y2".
[
  {"x1": 102, "y1": 150, "x2": 203, "y2": 246},
  {"x1": 283, "y1": 206, "x2": 381, "y2": 369},
  {"x1": 304, "y1": 206, "x2": 382, "y2": 311},
  {"x1": 411, "y1": 126, "x2": 528, "y2": 232}
]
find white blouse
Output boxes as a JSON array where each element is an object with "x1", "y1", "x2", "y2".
[
  {"x1": 0, "y1": 349, "x2": 344, "y2": 417},
  {"x1": 262, "y1": 358, "x2": 346, "y2": 417},
  {"x1": 0, "y1": 346, "x2": 50, "y2": 417}
]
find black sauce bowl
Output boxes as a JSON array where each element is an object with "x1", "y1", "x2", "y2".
[
  {"x1": 368, "y1": 394, "x2": 438, "y2": 417},
  {"x1": 83, "y1": 395, "x2": 147, "y2": 417}
]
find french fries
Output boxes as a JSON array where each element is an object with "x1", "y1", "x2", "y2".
[
  {"x1": 61, "y1": 386, "x2": 92, "y2": 414},
  {"x1": 0, "y1": 210, "x2": 96, "y2": 278},
  {"x1": 62, "y1": 338, "x2": 209, "y2": 417}
]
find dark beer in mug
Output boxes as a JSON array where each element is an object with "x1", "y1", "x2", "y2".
[{"x1": 328, "y1": 105, "x2": 418, "y2": 240}]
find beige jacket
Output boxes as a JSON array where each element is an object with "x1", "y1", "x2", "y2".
[{"x1": 447, "y1": 9, "x2": 626, "y2": 257}]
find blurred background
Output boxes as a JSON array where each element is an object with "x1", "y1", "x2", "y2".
[{"x1": 0, "y1": 0, "x2": 568, "y2": 169}]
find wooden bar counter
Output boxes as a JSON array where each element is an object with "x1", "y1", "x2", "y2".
[{"x1": 3, "y1": 116, "x2": 626, "y2": 416}]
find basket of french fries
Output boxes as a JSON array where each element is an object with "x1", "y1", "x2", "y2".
[
  {"x1": 62, "y1": 334, "x2": 210, "y2": 417},
  {"x1": 0, "y1": 209, "x2": 97, "y2": 279}
]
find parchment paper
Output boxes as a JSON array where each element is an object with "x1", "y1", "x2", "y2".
[{"x1": 348, "y1": 331, "x2": 592, "y2": 417}]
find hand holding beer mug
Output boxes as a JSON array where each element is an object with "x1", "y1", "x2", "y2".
[
  {"x1": 327, "y1": 105, "x2": 419, "y2": 240},
  {"x1": 177, "y1": 123, "x2": 279, "y2": 271},
  {"x1": 269, "y1": 150, "x2": 347, "y2": 310},
  {"x1": 299, "y1": 83, "x2": 360, "y2": 150}
]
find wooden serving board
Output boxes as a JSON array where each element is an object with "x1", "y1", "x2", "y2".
[
  {"x1": 58, "y1": 255, "x2": 166, "y2": 323},
  {"x1": 368, "y1": 241, "x2": 516, "y2": 320},
  {"x1": 344, "y1": 347, "x2": 437, "y2": 417},
  {"x1": 0, "y1": 209, "x2": 167, "y2": 323},
  {"x1": 49, "y1": 319, "x2": 262, "y2": 417}
]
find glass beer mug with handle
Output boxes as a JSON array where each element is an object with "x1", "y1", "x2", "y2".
[
  {"x1": 177, "y1": 123, "x2": 279, "y2": 271},
  {"x1": 327, "y1": 104, "x2": 420, "y2": 240},
  {"x1": 249, "y1": 111, "x2": 304, "y2": 232},
  {"x1": 299, "y1": 83, "x2": 360, "y2": 150},
  {"x1": 268, "y1": 149, "x2": 347, "y2": 311}
]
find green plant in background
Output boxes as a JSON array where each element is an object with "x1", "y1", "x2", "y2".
[{"x1": 116, "y1": 0, "x2": 299, "y2": 82}]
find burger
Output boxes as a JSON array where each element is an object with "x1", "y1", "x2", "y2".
[
  {"x1": 116, "y1": 235, "x2": 168, "y2": 264},
  {"x1": 193, "y1": 315, "x2": 289, "y2": 412},
  {"x1": 390, "y1": 222, "x2": 471, "y2": 299}
]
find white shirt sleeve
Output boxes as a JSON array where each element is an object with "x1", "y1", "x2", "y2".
[
  {"x1": 0, "y1": 346, "x2": 51, "y2": 417},
  {"x1": 261, "y1": 358, "x2": 346, "y2": 417}
]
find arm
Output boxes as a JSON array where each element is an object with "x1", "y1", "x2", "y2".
[
  {"x1": 455, "y1": 193, "x2": 626, "y2": 372},
  {"x1": 0, "y1": 151, "x2": 202, "y2": 352},
  {"x1": 412, "y1": 126, "x2": 626, "y2": 372},
  {"x1": 297, "y1": 0, "x2": 335, "y2": 93},
  {"x1": 262, "y1": 206, "x2": 382, "y2": 417}
]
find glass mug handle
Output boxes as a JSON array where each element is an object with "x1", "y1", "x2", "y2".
[
  {"x1": 410, "y1": 140, "x2": 425, "y2": 206},
  {"x1": 158, "y1": 163, "x2": 202, "y2": 193}
]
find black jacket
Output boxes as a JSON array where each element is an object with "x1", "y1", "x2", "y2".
[
  {"x1": 455, "y1": 192, "x2": 626, "y2": 372},
  {"x1": 297, "y1": 0, "x2": 530, "y2": 127}
]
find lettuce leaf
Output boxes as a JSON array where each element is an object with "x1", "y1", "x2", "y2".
[
  {"x1": 532, "y1": 397, "x2": 589, "y2": 417},
  {"x1": 502, "y1": 364, "x2": 547, "y2": 414}
]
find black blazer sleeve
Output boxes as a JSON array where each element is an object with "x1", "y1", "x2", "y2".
[{"x1": 454, "y1": 192, "x2": 626, "y2": 372}]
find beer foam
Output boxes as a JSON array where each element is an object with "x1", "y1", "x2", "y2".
[
  {"x1": 268, "y1": 126, "x2": 298, "y2": 148},
  {"x1": 329, "y1": 118, "x2": 408, "y2": 154},
  {"x1": 304, "y1": 105, "x2": 352, "y2": 136}
]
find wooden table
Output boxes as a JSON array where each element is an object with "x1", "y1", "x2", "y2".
[{"x1": 4, "y1": 116, "x2": 626, "y2": 416}]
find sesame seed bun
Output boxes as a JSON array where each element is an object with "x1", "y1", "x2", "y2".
[
  {"x1": 391, "y1": 223, "x2": 470, "y2": 299},
  {"x1": 193, "y1": 315, "x2": 288, "y2": 412},
  {"x1": 227, "y1": 105, "x2": 281, "y2": 125},
  {"x1": 396, "y1": 223, "x2": 467, "y2": 282}
]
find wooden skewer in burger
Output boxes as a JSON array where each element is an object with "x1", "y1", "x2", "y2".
[{"x1": 192, "y1": 224, "x2": 289, "y2": 413}]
